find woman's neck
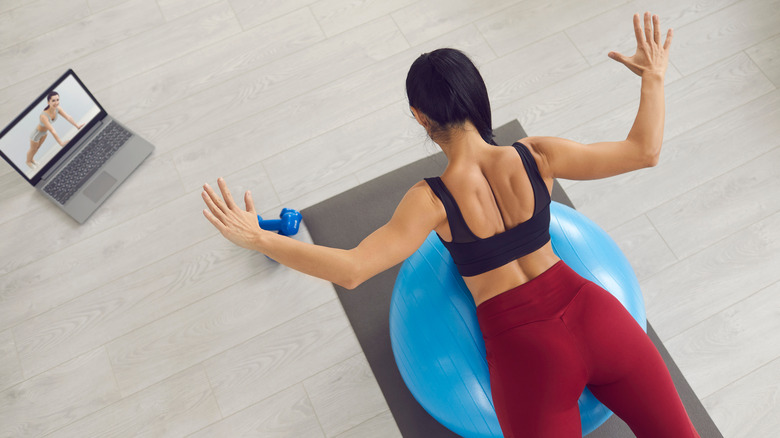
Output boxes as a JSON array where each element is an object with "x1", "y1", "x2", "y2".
[{"x1": 435, "y1": 122, "x2": 491, "y2": 163}]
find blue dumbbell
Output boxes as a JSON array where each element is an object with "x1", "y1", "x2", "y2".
[{"x1": 257, "y1": 208, "x2": 302, "y2": 236}]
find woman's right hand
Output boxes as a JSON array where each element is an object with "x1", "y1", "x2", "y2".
[{"x1": 609, "y1": 12, "x2": 672, "y2": 77}]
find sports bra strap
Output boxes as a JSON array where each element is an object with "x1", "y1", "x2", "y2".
[
  {"x1": 512, "y1": 142, "x2": 550, "y2": 214},
  {"x1": 424, "y1": 177, "x2": 478, "y2": 242}
]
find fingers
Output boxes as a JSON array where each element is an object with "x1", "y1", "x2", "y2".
[
  {"x1": 203, "y1": 208, "x2": 226, "y2": 233},
  {"x1": 608, "y1": 51, "x2": 625, "y2": 63},
  {"x1": 202, "y1": 187, "x2": 227, "y2": 222},
  {"x1": 653, "y1": 14, "x2": 661, "y2": 45},
  {"x1": 664, "y1": 28, "x2": 674, "y2": 51},
  {"x1": 217, "y1": 177, "x2": 238, "y2": 210},
  {"x1": 632, "y1": 13, "x2": 644, "y2": 46},
  {"x1": 245, "y1": 190, "x2": 256, "y2": 214},
  {"x1": 643, "y1": 12, "x2": 653, "y2": 45}
]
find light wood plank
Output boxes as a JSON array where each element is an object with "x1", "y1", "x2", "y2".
[
  {"x1": 605, "y1": 214, "x2": 678, "y2": 282},
  {"x1": 564, "y1": 0, "x2": 742, "y2": 67},
  {"x1": 354, "y1": 143, "x2": 441, "y2": 185},
  {"x1": 169, "y1": 23, "x2": 491, "y2": 190},
  {"x1": 303, "y1": 353, "x2": 388, "y2": 437},
  {"x1": 647, "y1": 146, "x2": 780, "y2": 259},
  {"x1": 0, "y1": 170, "x2": 49, "y2": 225},
  {"x1": 311, "y1": 0, "x2": 415, "y2": 37},
  {"x1": 263, "y1": 101, "x2": 417, "y2": 202},
  {"x1": 0, "y1": 153, "x2": 185, "y2": 277},
  {"x1": 203, "y1": 300, "x2": 362, "y2": 416},
  {"x1": 13, "y1": 234, "x2": 271, "y2": 379},
  {"x1": 0, "y1": 0, "x2": 165, "y2": 90},
  {"x1": 333, "y1": 410, "x2": 401, "y2": 438},
  {"x1": 481, "y1": 32, "x2": 590, "y2": 110},
  {"x1": 391, "y1": 0, "x2": 517, "y2": 47},
  {"x1": 87, "y1": 0, "x2": 131, "y2": 13},
  {"x1": 0, "y1": 0, "x2": 29, "y2": 14},
  {"x1": 271, "y1": 174, "x2": 361, "y2": 213},
  {"x1": 106, "y1": 244, "x2": 337, "y2": 397},
  {"x1": 641, "y1": 211, "x2": 780, "y2": 341},
  {"x1": 47, "y1": 365, "x2": 221, "y2": 438},
  {"x1": 560, "y1": 51, "x2": 773, "y2": 151},
  {"x1": 670, "y1": 0, "x2": 780, "y2": 75},
  {"x1": 0, "y1": 0, "x2": 91, "y2": 51},
  {"x1": 474, "y1": 0, "x2": 625, "y2": 57},
  {"x1": 0, "y1": 329, "x2": 23, "y2": 393},
  {"x1": 665, "y1": 281, "x2": 780, "y2": 398},
  {"x1": 228, "y1": 0, "x2": 319, "y2": 30},
  {"x1": 136, "y1": 15, "x2": 406, "y2": 166},
  {"x1": 703, "y1": 355, "x2": 780, "y2": 438},
  {"x1": 746, "y1": 33, "x2": 780, "y2": 88},
  {"x1": 71, "y1": 1, "x2": 242, "y2": 93},
  {"x1": 492, "y1": 60, "x2": 643, "y2": 136},
  {"x1": 0, "y1": 348, "x2": 120, "y2": 438},
  {"x1": 188, "y1": 384, "x2": 325, "y2": 438},
  {"x1": 102, "y1": 7, "x2": 325, "y2": 127},
  {"x1": 565, "y1": 87, "x2": 780, "y2": 231},
  {"x1": 0, "y1": 190, "x2": 215, "y2": 333},
  {"x1": 157, "y1": 0, "x2": 222, "y2": 22}
]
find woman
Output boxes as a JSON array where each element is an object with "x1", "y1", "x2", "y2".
[
  {"x1": 202, "y1": 12, "x2": 699, "y2": 438},
  {"x1": 27, "y1": 91, "x2": 84, "y2": 169}
]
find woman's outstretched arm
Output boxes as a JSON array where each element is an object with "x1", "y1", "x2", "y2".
[
  {"x1": 524, "y1": 12, "x2": 673, "y2": 181},
  {"x1": 202, "y1": 178, "x2": 443, "y2": 289},
  {"x1": 58, "y1": 107, "x2": 84, "y2": 129}
]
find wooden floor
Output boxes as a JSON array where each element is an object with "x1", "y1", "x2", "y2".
[{"x1": 1, "y1": 0, "x2": 778, "y2": 436}]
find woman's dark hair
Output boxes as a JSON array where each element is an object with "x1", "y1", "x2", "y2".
[
  {"x1": 406, "y1": 48, "x2": 496, "y2": 145},
  {"x1": 44, "y1": 91, "x2": 59, "y2": 111}
]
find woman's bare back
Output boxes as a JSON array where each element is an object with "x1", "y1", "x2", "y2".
[{"x1": 431, "y1": 142, "x2": 561, "y2": 305}]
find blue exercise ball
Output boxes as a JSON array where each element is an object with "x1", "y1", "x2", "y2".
[{"x1": 389, "y1": 201, "x2": 646, "y2": 437}]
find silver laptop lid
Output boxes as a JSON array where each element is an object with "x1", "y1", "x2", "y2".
[{"x1": 0, "y1": 69, "x2": 107, "y2": 185}]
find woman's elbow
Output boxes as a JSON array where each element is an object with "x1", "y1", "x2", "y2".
[
  {"x1": 339, "y1": 264, "x2": 365, "y2": 291},
  {"x1": 645, "y1": 150, "x2": 660, "y2": 167},
  {"x1": 339, "y1": 276, "x2": 361, "y2": 291}
]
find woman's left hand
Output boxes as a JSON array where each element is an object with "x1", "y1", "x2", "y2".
[{"x1": 202, "y1": 178, "x2": 264, "y2": 250}]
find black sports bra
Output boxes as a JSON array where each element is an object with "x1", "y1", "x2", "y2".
[{"x1": 424, "y1": 142, "x2": 551, "y2": 277}]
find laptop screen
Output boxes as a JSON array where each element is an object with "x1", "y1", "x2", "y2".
[{"x1": 0, "y1": 70, "x2": 105, "y2": 185}]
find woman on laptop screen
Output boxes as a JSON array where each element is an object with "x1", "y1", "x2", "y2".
[{"x1": 27, "y1": 91, "x2": 84, "y2": 169}]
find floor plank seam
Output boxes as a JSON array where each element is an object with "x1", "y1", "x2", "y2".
[
  {"x1": 663, "y1": 278, "x2": 780, "y2": 347},
  {"x1": 702, "y1": 352, "x2": 780, "y2": 402},
  {"x1": 255, "y1": 98, "x2": 405, "y2": 170},
  {"x1": 308, "y1": 6, "x2": 330, "y2": 41},
  {"x1": 388, "y1": 14, "x2": 413, "y2": 49},
  {"x1": 105, "y1": 294, "x2": 341, "y2": 402},
  {"x1": 653, "y1": 247, "x2": 780, "y2": 344},
  {"x1": 338, "y1": 409, "x2": 396, "y2": 438},
  {"x1": 642, "y1": 212, "x2": 681, "y2": 261},
  {"x1": 301, "y1": 380, "x2": 328, "y2": 437},
  {"x1": 3, "y1": 230, "x2": 224, "y2": 343}
]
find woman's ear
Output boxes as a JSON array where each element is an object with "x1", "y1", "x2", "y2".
[{"x1": 410, "y1": 107, "x2": 430, "y2": 130}]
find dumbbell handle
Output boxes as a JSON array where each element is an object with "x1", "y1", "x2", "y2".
[{"x1": 257, "y1": 208, "x2": 302, "y2": 236}]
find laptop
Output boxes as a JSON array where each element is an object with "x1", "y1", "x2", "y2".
[{"x1": 0, "y1": 69, "x2": 154, "y2": 223}]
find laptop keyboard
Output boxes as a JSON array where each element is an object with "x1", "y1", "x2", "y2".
[{"x1": 43, "y1": 121, "x2": 132, "y2": 205}]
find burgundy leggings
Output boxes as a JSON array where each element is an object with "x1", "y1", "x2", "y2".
[{"x1": 477, "y1": 261, "x2": 699, "y2": 437}]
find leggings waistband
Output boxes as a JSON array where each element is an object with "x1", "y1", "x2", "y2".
[{"x1": 476, "y1": 260, "x2": 590, "y2": 338}]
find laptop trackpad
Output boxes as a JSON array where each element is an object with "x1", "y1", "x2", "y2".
[{"x1": 83, "y1": 171, "x2": 117, "y2": 202}]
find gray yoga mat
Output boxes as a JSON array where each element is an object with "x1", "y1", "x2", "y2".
[{"x1": 302, "y1": 120, "x2": 722, "y2": 437}]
